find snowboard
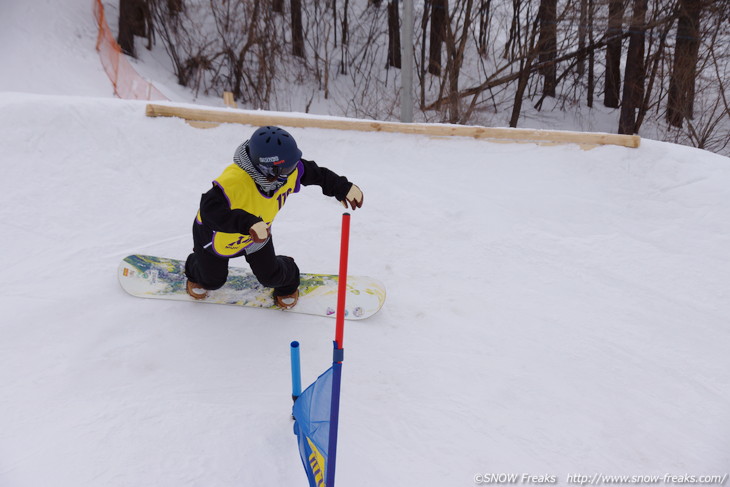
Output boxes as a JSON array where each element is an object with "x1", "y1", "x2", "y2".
[{"x1": 118, "y1": 254, "x2": 385, "y2": 320}]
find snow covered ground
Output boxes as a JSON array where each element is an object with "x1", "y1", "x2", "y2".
[{"x1": 1, "y1": 1, "x2": 729, "y2": 486}]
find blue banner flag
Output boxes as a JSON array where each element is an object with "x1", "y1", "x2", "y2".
[
  {"x1": 292, "y1": 213, "x2": 350, "y2": 487},
  {"x1": 293, "y1": 367, "x2": 334, "y2": 487}
]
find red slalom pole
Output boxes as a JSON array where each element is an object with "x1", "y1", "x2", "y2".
[
  {"x1": 334, "y1": 212, "x2": 350, "y2": 350},
  {"x1": 326, "y1": 212, "x2": 350, "y2": 487}
]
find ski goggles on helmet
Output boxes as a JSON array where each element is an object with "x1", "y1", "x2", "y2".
[{"x1": 260, "y1": 159, "x2": 299, "y2": 179}]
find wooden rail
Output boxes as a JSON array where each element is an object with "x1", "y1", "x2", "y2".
[{"x1": 145, "y1": 103, "x2": 641, "y2": 149}]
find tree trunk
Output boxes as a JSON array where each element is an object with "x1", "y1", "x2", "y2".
[
  {"x1": 604, "y1": 0, "x2": 624, "y2": 108},
  {"x1": 578, "y1": 0, "x2": 588, "y2": 76},
  {"x1": 586, "y1": 0, "x2": 595, "y2": 107},
  {"x1": 504, "y1": 0, "x2": 521, "y2": 61},
  {"x1": 333, "y1": 0, "x2": 338, "y2": 48},
  {"x1": 444, "y1": 0, "x2": 474, "y2": 123},
  {"x1": 419, "y1": 0, "x2": 430, "y2": 106},
  {"x1": 291, "y1": 0, "x2": 305, "y2": 57},
  {"x1": 341, "y1": 0, "x2": 350, "y2": 46},
  {"x1": 477, "y1": 0, "x2": 491, "y2": 56},
  {"x1": 537, "y1": 0, "x2": 557, "y2": 97},
  {"x1": 618, "y1": 0, "x2": 648, "y2": 134},
  {"x1": 340, "y1": 0, "x2": 350, "y2": 74},
  {"x1": 510, "y1": 58, "x2": 533, "y2": 127},
  {"x1": 428, "y1": 0, "x2": 447, "y2": 75},
  {"x1": 118, "y1": 0, "x2": 148, "y2": 57},
  {"x1": 167, "y1": 0, "x2": 183, "y2": 15},
  {"x1": 510, "y1": 17, "x2": 539, "y2": 127},
  {"x1": 387, "y1": 0, "x2": 402, "y2": 68},
  {"x1": 667, "y1": 0, "x2": 702, "y2": 127}
]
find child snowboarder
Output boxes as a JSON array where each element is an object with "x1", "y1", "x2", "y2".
[{"x1": 184, "y1": 126, "x2": 364, "y2": 309}]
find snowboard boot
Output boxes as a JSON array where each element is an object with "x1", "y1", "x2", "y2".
[
  {"x1": 274, "y1": 289, "x2": 299, "y2": 310},
  {"x1": 186, "y1": 280, "x2": 209, "y2": 300}
]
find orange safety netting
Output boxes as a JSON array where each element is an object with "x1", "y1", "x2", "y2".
[{"x1": 93, "y1": 0, "x2": 168, "y2": 101}]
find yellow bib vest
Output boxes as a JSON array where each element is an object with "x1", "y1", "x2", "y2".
[{"x1": 197, "y1": 163, "x2": 301, "y2": 257}]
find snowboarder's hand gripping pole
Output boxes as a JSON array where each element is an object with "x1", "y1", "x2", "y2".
[{"x1": 341, "y1": 184, "x2": 364, "y2": 210}]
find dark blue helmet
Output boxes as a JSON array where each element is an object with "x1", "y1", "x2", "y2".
[{"x1": 247, "y1": 126, "x2": 302, "y2": 180}]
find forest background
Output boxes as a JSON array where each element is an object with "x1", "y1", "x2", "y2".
[{"x1": 114, "y1": 0, "x2": 730, "y2": 156}]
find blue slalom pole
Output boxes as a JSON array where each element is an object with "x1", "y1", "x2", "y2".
[
  {"x1": 326, "y1": 343, "x2": 344, "y2": 487},
  {"x1": 290, "y1": 341, "x2": 302, "y2": 402}
]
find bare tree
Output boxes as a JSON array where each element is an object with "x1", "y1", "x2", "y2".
[
  {"x1": 509, "y1": 6, "x2": 540, "y2": 127},
  {"x1": 419, "y1": 0, "x2": 431, "y2": 106},
  {"x1": 428, "y1": 0, "x2": 447, "y2": 75},
  {"x1": 576, "y1": 0, "x2": 587, "y2": 76},
  {"x1": 537, "y1": 0, "x2": 557, "y2": 97},
  {"x1": 666, "y1": 0, "x2": 701, "y2": 127},
  {"x1": 442, "y1": 0, "x2": 475, "y2": 122},
  {"x1": 291, "y1": 0, "x2": 305, "y2": 57},
  {"x1": 604, "y1": 0, "x2": 624, "y2": 108},
  {"x1": 586, "y1": 0, "x2": 595, "y2": 106},
  {"x1": 340, "y1": 0, "x2": 350, "y2": 74},
  {"x1": 209, "y1": 0, "x2": 275, "y2": 104},
  {"x1": 477, "y1": 0, "x2": 491, "y2": 56},
  {"x1": 118, "y1": 0, "x2": 150, "y2": 57},
  {"x1": 666, "y1": 2, "x2": 730, "y2": 154},
  {"x1": 619, "y1": 0, "x2": 648, "y2": 134},
  {"x1": 144, "y1": 0, "x2": 730, "y2": 157},
  {"x1": 387, "y1": 0, "x2": 402, "y2": 68},
  {"x1": 148, "y1": 0, "x2": 198, "y2": 86},
  {"x1": 634, "y1": 3, "x2": 674, "y2": 132},
  {"x1": 503, "y1": 0, "x2": 521, "y2": 61}
]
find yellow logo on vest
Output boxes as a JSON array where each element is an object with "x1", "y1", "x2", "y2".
[{"x1": 213, "y1": 232, "x2": 255, "y2": 256}]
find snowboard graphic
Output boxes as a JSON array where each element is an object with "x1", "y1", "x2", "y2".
[{"x1": 118, "y1": 255, "x2": 385, "y2": 320}]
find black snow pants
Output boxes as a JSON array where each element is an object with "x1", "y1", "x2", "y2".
[{"x1": 184, "y1": 237, "x2": 300, "y2": 296}]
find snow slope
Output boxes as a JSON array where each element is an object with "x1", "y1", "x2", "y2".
[{"x1": 1, "y1": 1, "x2": 729, "y2": 486}]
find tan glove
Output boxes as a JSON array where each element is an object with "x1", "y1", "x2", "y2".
[
  {"x1": 341, "y1": 184, "x2": 364, "y2": 210},
  {"x1": 249, "y1": 221, "x2": 270, "y2": 243}
]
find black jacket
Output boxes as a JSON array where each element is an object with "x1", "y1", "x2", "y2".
[{"x1": 193, "y1": 159, "x2": 353, "y2": 247}]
